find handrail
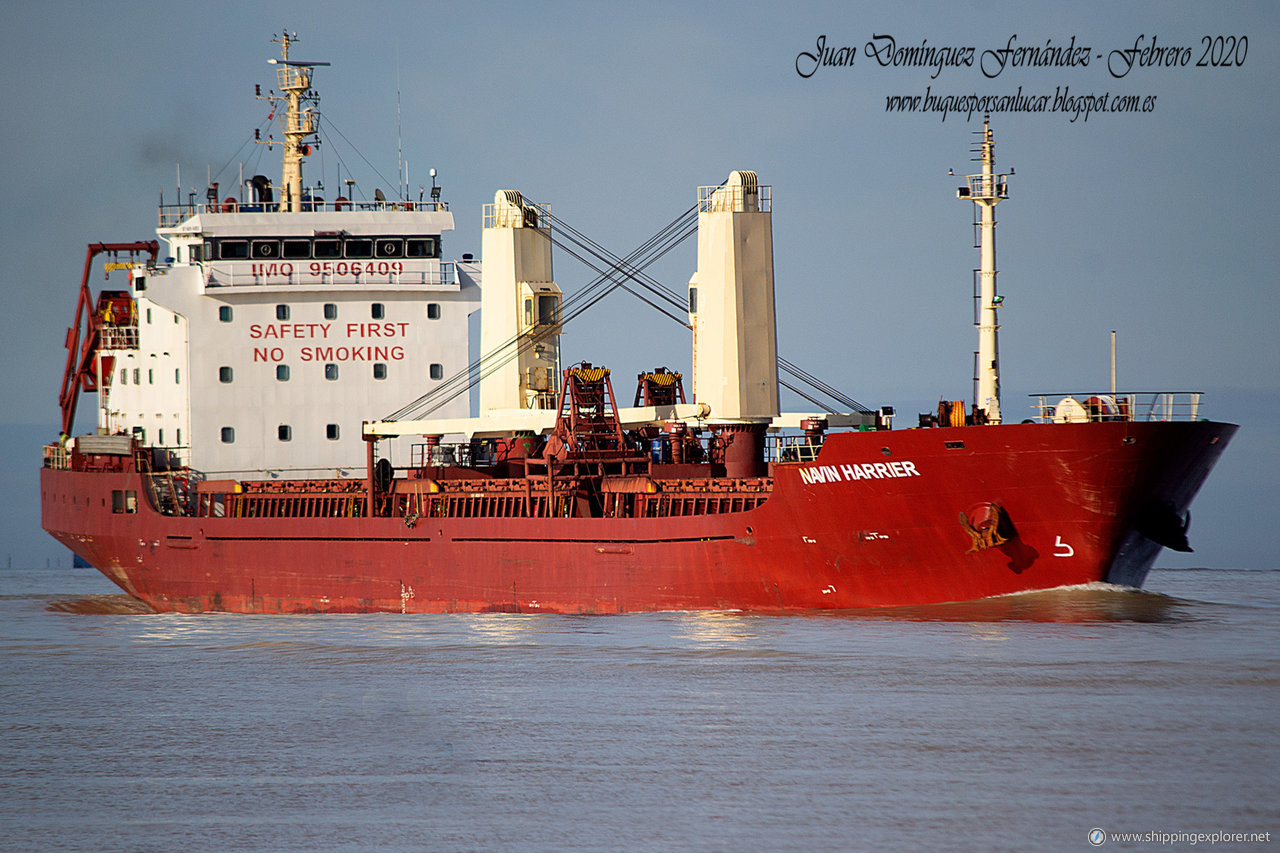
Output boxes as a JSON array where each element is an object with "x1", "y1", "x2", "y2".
[
  {"x1": 158, "y1": 199, "x2": 450, "y2": 227},
  {"x1": 1028, "y1": 391, "x2": 1205, "y2": 423},
  {"x1": 203, "y1": 261, "x2": 457, "y2": 288}
]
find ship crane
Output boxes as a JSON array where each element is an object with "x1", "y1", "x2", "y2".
[{"x1": 955, "y1": 114, "x2": 1010, "y2": 424}]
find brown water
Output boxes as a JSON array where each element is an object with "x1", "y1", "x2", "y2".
[{"x1": 2, "y1": 566, "x2": 1277, "y2": 852}]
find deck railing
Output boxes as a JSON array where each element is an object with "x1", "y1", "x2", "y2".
[
  {"x1": 158, "y1": 198, "x2": 450, "y2": 228},
  {"x1": 1028, "y1": 392, "x2": 1205, "y2": 423},
  {"x1": 203, "y1": 261, "x2": 456, "y2": 288}
]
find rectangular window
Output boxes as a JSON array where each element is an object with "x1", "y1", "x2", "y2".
[
  {"x1": 111, "y1": 489, "x2": 124, "y2": 513},
  {"x1": 158, "y1": 429, "x2": 164, "y2": 445},
  {"x1": 120, "y1": 369, "x2": 127, "y2": 385},
  {"x1": 282, "y1": 239, "x2": 312, "y2": 259},
  {"x1": 344, "y1": 239, "x2": 372, "y2": 258},
  {"x1": 218, "y1": 240, "x2": 249, "y2": 260},
  {"x1": 313, "y1": 239, "x2": 341, "y2": 258},
  {"x1": 133, "y1": 368, "x2": 140, "y2": 384},
  {"x1": 148, "y1": 369, "x2": 154, "y2": 385},
  {"x1": 221, "y1": 427, "x2": 235, "y2": 443},
  {"x1": 324, "y1": 363, "x2": 339, "y2": 380},
  {"x1": 251, "y1": 240, "x2": 281, "y2": 260},
  {"x1": 125, "y1": 490, "x2": 137, "y2": 514},
  {"x1": 278, "y1": 425, "x2": 292, "y2": 442},
  {"x1": 326, "y1": 424, "x2": 340, "y2": 440},
  {"x1": 146, "y1": 309, "x2": 152, "y2": 324},
  {"x1": 406, "y1": 238, "x2": 438, "y2": 258},
  {"x1": 176, "y1": 429, "x2": 182, "y2": 445},
  {"x1": 375, "y1": 238, "x2": 403, "y2": 258},
  {"x1": 427, "y1": 303, "x2": 441, "y2": 320},
  {"x1": 373, "y1": 363, "x2": 387, "y2": 380},
  {"x1": 430, "y1": 363, "x2": 444, "y2": 380},
  {"x1": 276, "y1": 304, "x2": 290, "y2": 321},
  {"x1": 371, "y1": 303, "x2": 385, "y2": 319},
  {"x1": 219, "y1": 366, "x2": 233, "y2": 383},
  {"x1": 276, "y1": 364, "x2": 290, "y2": 381},
  {"x1": 175, "y1": 368, "x2": 181, "y2": 384},
  {"x1": 324, "y1": 303, "x2": 338, "y2": 320},
  {"x1": 537, "y1": 294, "x2": 558, "y2": 326},
  {"x1": 219, "y1": 305, "x2": 233, "y2": 322}
]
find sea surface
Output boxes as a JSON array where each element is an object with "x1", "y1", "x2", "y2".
[{"x1": 1, "y1": 566, "x2": 1277, "y2": 853}]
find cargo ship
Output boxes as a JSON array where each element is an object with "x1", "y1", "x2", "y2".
[{"x1": 40, "y1": 32, "x2": 1235, "y2": 614}]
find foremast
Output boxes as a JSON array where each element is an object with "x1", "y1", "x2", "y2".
[
  {"x1": 957, "y1": 115, "x2": 1010, "y2": 424},
  {"x1": 259, "y1": 31, "x2": 328, "y2": 212}
]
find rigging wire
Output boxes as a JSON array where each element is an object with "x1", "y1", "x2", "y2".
[
  {"x1": 382, "y1": 202, "x2": 702, "y2": 421},
  {"x1": 382, "y1": 194, "x2": 870, "y2": 421}
]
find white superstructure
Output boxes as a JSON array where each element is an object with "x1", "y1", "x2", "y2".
[{"x1": 92, "y1": 32, "x2": 480, "y2": 478}]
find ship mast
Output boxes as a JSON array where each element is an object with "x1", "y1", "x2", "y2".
[
  {"x1": 260, "y1": 31, "x2": 328, "y2": 212},
  {"x1": 956, "y1": 115, "x2": 1010, "y2": 424}
]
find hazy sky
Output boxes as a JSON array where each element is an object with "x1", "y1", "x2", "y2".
[{"x1": 1, "y1": 1, "x2": 1276, "y2": 567}]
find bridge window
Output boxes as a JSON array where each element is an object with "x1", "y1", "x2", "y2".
[
  {"x1": 282, "y1": 239, "x2": 312, "y2": 259},
  {"x1": 251, "y1": 240, "x2": 281, "y2": 259},
  {"x1": 406, "y1": 238, "x2": 438, "y2": 258},
  {"x1": 313, "y1": 239, "x2": 341, "y2": 259},
  {"x1": 375, "y1": 238, "x2": 403, "y2": 258},
  {"x1": 344, "y1": 239, "x2": 373, "y2": 258},
  {"x1": 218, "y1": 240, "x2": 249, "y2": 260}
]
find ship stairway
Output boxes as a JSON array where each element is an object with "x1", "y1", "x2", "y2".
[{"x1": 137, "y1": 451, "x2": 191, "y2": 517}]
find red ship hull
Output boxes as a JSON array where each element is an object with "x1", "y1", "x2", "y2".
[{"x1": 42, "y1": 420, "x2": 1234, "y2": 613}]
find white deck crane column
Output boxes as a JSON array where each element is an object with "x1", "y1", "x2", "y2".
[
  {"x1": 478, "y1": 191, "x2": 562, "y2": 413},
  {"x1": 688, "y1": 170, "x2": 780, "y2": 422},
  {"x1": 688, "y1": 171, "x2": 779, "y2": 478},
  {"x1": 957, "y1": 116, "x2": 1010, "y2": 424}
]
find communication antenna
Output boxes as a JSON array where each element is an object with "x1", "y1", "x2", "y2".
[{"x1": 396, "y1": 44, "x2": 404, "y2": 200}]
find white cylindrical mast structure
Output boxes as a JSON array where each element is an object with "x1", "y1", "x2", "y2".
[{"x1": 957, "y1": 116, "x2": 1009, "y2": 424}]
